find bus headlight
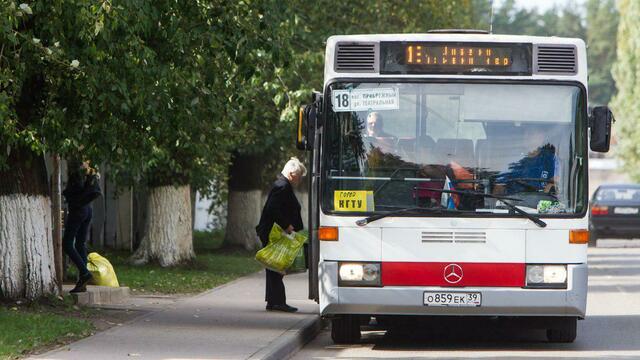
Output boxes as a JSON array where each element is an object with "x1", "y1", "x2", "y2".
[
  {"x1": 526, "y1": 265, "x2": 567, "y2": 288},
  {"x1": 338, "y1": 262, "x2": 381, "y2": 287}
]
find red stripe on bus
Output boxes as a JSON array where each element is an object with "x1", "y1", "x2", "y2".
[{"x1": 381, "y1": 262, "x2": 525, "y2": 287}]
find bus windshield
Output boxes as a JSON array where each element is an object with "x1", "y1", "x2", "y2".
[{"x1": 322, "y1": 82, "x2": 587, "y2": 216}]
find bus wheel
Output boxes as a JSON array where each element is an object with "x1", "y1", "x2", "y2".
[
  {"x1": 331, "y1": 315, "x2": 361, "y2": 344},
  {"x1": 546, "y1": 317, "x2": 577, "y2": 343}
]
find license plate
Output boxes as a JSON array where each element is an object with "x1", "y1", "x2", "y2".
[
  {"x1": 423, "y1": 291, "x2": 481, "y2": 307},
  {"x1": 614, "y1": 207, "x2": 638, "y2": 214}
]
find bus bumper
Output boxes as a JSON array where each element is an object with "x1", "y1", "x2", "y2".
[{"x1": 319, "y1": 261, "x2": 587, "y2": 318}]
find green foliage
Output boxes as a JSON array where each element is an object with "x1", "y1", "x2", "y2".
[
  {"x1": 587, "y1": 0, "x2": 618, "y2": 106},
  {"x1": 283, "y1": 0, "x2": 484, "y2": 112},
  {"x1": 610, "y1": 0, "x2": 640, "y2": 180},
  {"x1": 0, "y1": 306, "x2": 92, "y2": 359},
  {"x1": 0, "y1": 1, "x2": 294, "y2": 192},
  {"x1": 491, "y1": 0, "x2": 617, "y2": 106},
  {"x1": 492, "y1": 0, "x2": 586, "y2": 38},
  {"x1": 230, "y1": 0, "x2": 485, "y2": 188},
  {"x1": 492, "y1": 0, "x2": 554, "y2": 36},
  {"x1": 0, "y1": 1, "x2": 484, "y2": 197}
]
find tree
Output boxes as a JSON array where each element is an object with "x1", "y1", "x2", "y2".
[
  {"x1": 586, "y1": 0, "x2": 618, "y2": 106},
  {"x1": 491, "y1": 0, "x2": 620, "y2": 107},
  {"x1": 1, "y1": 1, "x2": 319, "y2": 278},
  {"x1": 0, "y1": 2, "x2": 76, "y2": 299},
  {"x1": 492, "y1": 0, "x2": 586, "y2": 38},
  {"x1": 222, "y1": 0, "x2": 487, "y2": 250},
  {"x1": 62, "y1": 1, "x2": 287, "y2": 265},
  {"x1": 492, "y1": 0, "x2": 546, "y2": 36},
  {"x1": 1, "y1": 1, "x2": 280, "y2": 300},
  {"x1": 610, "y1": 0, "x2": 640, "y2": 180},
  {"x1": 550, "y1": 2, "x2": 586, "y2": 39},
  {"x1": 221, "y1": 1, "x2": 310, "y2": 250}
]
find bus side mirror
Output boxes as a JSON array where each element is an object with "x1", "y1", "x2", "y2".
[
  {"x1": 297, "y1": 104, "x2": 316, "y2": 151},
  {"x1": 589, "y1": 106, "x2": 614, "y2": 153}
]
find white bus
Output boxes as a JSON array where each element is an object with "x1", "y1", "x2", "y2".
[{"x1": 297, "y1": 30, "x2": 613, "y2": 344}]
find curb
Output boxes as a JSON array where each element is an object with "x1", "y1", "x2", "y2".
[
  {"x1": 248, "y1": 315, "x2": 325, "y2": 360},
  {"x1": 68, "y1": 286, "x2": 131, "y2": 306}
]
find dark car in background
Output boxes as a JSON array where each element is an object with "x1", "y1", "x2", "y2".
[{"x1": 590, "y1": 184, "x2": 640, "y2": 246}]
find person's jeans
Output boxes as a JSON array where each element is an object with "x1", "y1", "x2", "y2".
[{"x1": 63, "y1": 206, "x2": 92, "y2": 276}]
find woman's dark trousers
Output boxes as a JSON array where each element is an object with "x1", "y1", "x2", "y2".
[
  {"x1": 63, "y1": 206, "x2": 92, "y2": 276},
  {"x1": 265, "y1": 269, "x2": 286, "y2": 305},
  {"x1": 260, "y1": 234, "x2": 286, "y2": 305}
]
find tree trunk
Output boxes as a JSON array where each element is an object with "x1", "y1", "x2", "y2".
[
  {"x1": 225, "y1": 190, "x2": 263, "y2": 250},
  {"x1": 132, "y1": 184, "x2": 194, "y2": 267},
  {"x1": 0, "y1": 148, "x2": 57, "y2": 300},
  {"x1": 224, "y1": 153, "x2": 266, "y2": 251}
]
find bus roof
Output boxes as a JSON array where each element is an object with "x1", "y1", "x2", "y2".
[{"x1": 324, "y1": 33, "x2": 587, "y2": 86}]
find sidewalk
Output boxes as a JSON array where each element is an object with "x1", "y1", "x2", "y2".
[{"x1": 35, "y1": 271, "x2": 320, "y2": 360}]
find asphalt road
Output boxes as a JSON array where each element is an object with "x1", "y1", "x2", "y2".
[{"x1": 294, "y1": 240, "x2": 640, "y2": 359}]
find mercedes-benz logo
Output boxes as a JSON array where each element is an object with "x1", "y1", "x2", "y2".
[{"x1": 444, "y1": 264, "x2": 463, "y2": 284}]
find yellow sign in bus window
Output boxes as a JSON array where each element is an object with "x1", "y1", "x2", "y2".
[{"x1": 334, "y1": 191, "x2": 374, "y2": 212}]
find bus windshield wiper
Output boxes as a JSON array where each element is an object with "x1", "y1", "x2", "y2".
[
  {"x1": 418, "y1": 187, "x2": 547, "y2": 228},
  {"x1": 356, "y1": 206, "x2": 465, "y2": 226}
]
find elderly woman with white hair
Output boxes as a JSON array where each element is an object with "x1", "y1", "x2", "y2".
[{"x1": 255, "y1": 157, "x2": 307, "y2": 312}]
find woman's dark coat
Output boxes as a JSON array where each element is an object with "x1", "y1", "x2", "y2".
[
  {"x1": 63, "y1": 173, "x2": 102, "y2": 210},
  {"x1": 255, "y1": 174, "x2": 303, "y2": 245}
]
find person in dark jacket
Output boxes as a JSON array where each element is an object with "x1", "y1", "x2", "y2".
[
  {"x1": 63, "y1": 159, "x2": 102, "y2": 293},
  {"x1": 256, "y1": 157, "x2": 306, "y2": 312}
]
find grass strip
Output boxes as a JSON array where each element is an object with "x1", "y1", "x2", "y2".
[
  {"x1": 106, "y1": 249, "x2": 262, "y2": 294},
  {"x1": 0, "y1": 306, "x2": 92, "y2": 360},
  {"x1": 68, "y1": 230, "x2": 262, "y2": 294}
]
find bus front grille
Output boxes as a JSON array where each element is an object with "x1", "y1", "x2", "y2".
[
  {"x1": 421, "y1": 231, "x2": 487, "y2": 244},
  {"x1": 534, "y1": 44, "x2": 577, "y2": 75},
  {"x1": 335, "y1": 43, "x2": 378, "y2": 72}
]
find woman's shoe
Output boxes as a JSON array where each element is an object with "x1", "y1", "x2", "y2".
[
  {"x1": 70, "y1": 272, "x2": 93, "y2": 293},
  {"x1": 266, "y1": 304, "x2": 298, "y2": 313},
  {"x1": 69, "y1": 284, "x2": 86, "y2": 293}
]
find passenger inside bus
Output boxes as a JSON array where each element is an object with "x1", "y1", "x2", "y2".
[
  {"x1": 366, "y1": 111, "x2": 393, "y2": 137},
  {"x1": 363, "y1": 112, "x2": 397, "y2": 154}
]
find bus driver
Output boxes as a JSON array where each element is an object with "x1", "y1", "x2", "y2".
[{"x1": 495, "y1": 126, "x2": 560, "y2": 197}]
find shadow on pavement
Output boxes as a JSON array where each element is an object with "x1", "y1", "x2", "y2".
[{"x1": 363, "y1": 315, "x2": 640, "y2": 354}]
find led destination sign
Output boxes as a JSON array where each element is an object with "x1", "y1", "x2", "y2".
[
  {"x1": 380, "y1": 42, "x2": 532, "y2": 75},
  {"x1": 406, "y1": 45, "x2": 511, "y2": 66}
]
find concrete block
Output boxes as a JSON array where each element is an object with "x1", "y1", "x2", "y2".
[{"x1": 68, "y1": 285, "x2": 130, "y2": 306}]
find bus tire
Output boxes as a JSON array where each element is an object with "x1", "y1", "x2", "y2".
[
  {"x1": 331, "y1": 315, "x2": 361, "y2": 344},
  {"x1": 546, "y1": 317, "x2": 577, "y2": 343}
]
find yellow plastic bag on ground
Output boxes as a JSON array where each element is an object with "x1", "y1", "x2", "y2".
[
  {"x1": 87, "y1": 252, "x2": 120, "y2": 287},
  {"x1": 255, "y1": 224, "x2": 307, "y2": 274}
]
